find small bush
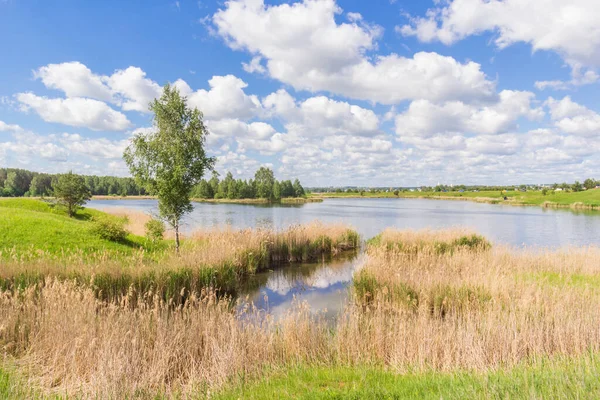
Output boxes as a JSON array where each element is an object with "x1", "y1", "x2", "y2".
[
  {"x1": 145, "y1": 218, "x2": 165, "y2": 242},
  {"x1": 428, "y1": 284, "x2": 491, "y2": 318},
  {"x1": 90, "y1": 217, "x2": 128, "y2": 242},
  {"x1": 353, "y1": 270, "x2": 379, "y2": 304}
]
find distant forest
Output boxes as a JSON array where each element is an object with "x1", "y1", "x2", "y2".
[
  {"x1": 0, "y1": 168, "x2": 146, "y2": 197},
  {"x1": 0, "y1": 167, "x2": 306, "y2": 200},
  {"x1": 191, "y1": 167, "x2": 306, "y2": 201}
]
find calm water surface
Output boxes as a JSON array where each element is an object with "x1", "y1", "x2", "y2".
[{"x1": 88, "y1": 198, "x2": 600, "y2": 316}]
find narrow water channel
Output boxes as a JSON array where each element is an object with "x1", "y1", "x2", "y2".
[{"x1": 237, "y1": 250, "x2": 364, "y2": 319}]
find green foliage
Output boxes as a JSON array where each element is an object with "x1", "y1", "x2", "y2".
[
  {"x1": 428, "y1": 284, "x2": 492, "y2": 318},
  {"x1": 28, "y1": 174, "x2": 53, "y2": 197},
  {"x1": 293, "y1": 178, "x2": 305, "y2": 197},
  {"x1": 90, "y1": 216, "x2": 128, "y2": 242},
  {"x1": 272, "y1": 180, "x2": 281, "y2": 200},
  {"x1": 255, "y1": 166, "x2": 275, "y2": 200},
  {"x1": 145, "y1": 218, "x2": 166, "y2": 242},
  {"x1": 584, "y1": 178, "x2": 598, "y2": 190},
  {"x1": 353, "y1": 270, "x2": 380, "y2": 304},
  {"x1": 3, "y1": 170, "x2": 33, "y2": 196},
  {"x1": 354, "y1": 270, "x2": 419, "y2": 308},
  {"x1": 0, "y1": 167, "x2": 146, "y2": 197},
  {"x1": 192, "y1": 169, "x2": 306, "y2": 203},
  {"x1": 436, "y1": 234, "x2": 491, "y2": 254},
  {"x1": 52, "y1": 171, "x2": 91, "y2": 217},
  {"x1": 124, "y1": 84, "x2": 214, "y2": 251}
]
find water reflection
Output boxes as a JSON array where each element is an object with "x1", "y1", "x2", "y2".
[{"x1": 237, "y1": 251, "x2": 363, "y2": 320}]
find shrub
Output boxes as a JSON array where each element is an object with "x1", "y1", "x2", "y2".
[
  {"x1": 90, "y1": 217, "x2": 128, "y2": 242},
  {"x1": 353, "y1": 270, "x2": 379, "y2": 304},
  {"x1": 145, "y1": 218, "x2": 165, "y2": 242},
  {"x1": 428, "y1": 284, "x2": 491, "y2": 318}
]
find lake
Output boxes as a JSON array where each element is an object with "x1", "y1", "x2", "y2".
[{"x1": 87, "y1": 198, "x2": 600, "y2": 317}]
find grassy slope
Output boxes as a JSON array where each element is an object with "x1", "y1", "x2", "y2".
[
  {"x1": 0, "y1": 198, "x2": 161, "y2": 257},
  {"x1": 216, "y1": 354, "x2": 600, "y2": 399},
  {"x1": 311, "y1": 189, "x2": 600, "y2": 207}
]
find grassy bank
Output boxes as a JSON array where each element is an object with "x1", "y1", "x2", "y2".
[
  {"x1": 2, "y1": 227, "x2": 600, "y2": 398},
  {"x1": 311, "y1": 189, "x2": 600, "y2": 210},
  {"x1": 0, "y1": 199, "x2": 358, "y2": 301},
  {"x1": 0, "y1": 198, "x2": 163, "y2": 258}
]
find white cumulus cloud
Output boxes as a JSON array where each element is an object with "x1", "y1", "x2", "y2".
[
  {"x1": 16, "y1": 93, "x2": 132, "y2": 131},
  {"x1": 212, "y1": 0, "x2": 496, "y2": 104},
  {"x1": 399, "y1": 0, "x2": 600, "y2": 86}
]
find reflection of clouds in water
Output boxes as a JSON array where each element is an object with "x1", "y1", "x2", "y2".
[
  {"x1": 307, "y1": 266, "x2": 356, "y2": 289},
  {"x1": 267, "y1": 287, "x2": 349, "y2": 320},
  {"x1": 264, "y1": 254, "x2": 365, "y2": 296},
  {"x1": 242, "y1": 253, "x2": 367, "y2": 321},
  {"x1": 264, "y1": 273, "x2": 296, "y2": 296}
]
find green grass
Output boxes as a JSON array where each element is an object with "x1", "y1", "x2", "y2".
[
  {"x1": 524, "y1": 271, "x2": 600, "y2": 288},
  {"x1": 215, "y1": 353, "x2": 600, "y2": 399},
  {"x1": 0, "y1": 198, "x2": 166, "y2": 258},
  {"x1": 0, "y1": 366, "x2": 45, "y2": 399},
  {"x1": 311, "y1": 189, "x2": 600, "y2": 208},
  {"x1": 6, "y1": 353, "x2": 600, "y2": 399}
]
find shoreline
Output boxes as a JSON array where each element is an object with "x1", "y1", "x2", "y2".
[
  {"x1": 35, "y1": 194, "x2": 600, "y2": 211},
  {"x1": 193, "y1": 197, "x2": 323, "y2": 204},
  {"x1": 90, "y1": 195, "x2": 323, "y2": 204},
  {"x1": 310, "y1": 193, "x2": 600, "y2": 211}
]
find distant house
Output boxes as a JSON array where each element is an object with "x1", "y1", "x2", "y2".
[{"x1": 555, "y1": 188, "x2": 563, "y2": 191}]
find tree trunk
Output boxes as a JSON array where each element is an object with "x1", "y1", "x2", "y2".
[{"x1": 175, "y1": 223, "x2": 180, "y2": 254}]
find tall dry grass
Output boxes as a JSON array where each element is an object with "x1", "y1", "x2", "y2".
[
  {"x1": 352, "y1": 229, "x2": 600, "y2": 370},
  {"x1": 101, "y1": 207, "x2": 154, "y2": 237},
  {"x1": 2, "y1": 228, "x2": 600, "y2": 397},
  {"x1": 0, "y1": 280, "x2": 330, "y2": 398}
]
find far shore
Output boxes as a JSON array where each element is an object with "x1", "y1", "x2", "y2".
[
  {"x1": 41, "y1": 191, "x2": 600, "y2": 212},
  {"x1": 90, "y1": 195, "x2": 323, "y2": 204},
  {"x1": 310, "y1": 190, "x2": 600, "y2": 211}
]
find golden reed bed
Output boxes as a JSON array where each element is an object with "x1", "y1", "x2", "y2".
[{"x1": 1, "y1": 228, "x2": 600, "y2": 397}]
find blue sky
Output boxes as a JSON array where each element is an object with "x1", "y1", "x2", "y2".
[{"x1": 1, "y1": 0, "x2": 599, "y2": 186}]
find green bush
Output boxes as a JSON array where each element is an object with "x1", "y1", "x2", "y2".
[
  {"x1": 90, "y1": 216, "x2": 128, "y2": 242},
  {"x1": 145, "y1": 218, "x2": 165, "y2": 242}
]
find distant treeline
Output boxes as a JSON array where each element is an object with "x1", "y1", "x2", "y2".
[
  {"x1": 312, "y1": 179, "x2": 600, "y2": 194},
  {"x1": 0, "y1": 167, "x2": 307, "y2": 201},
  {"x1": 0, "y1": 168, "x2": 146, "y2": 197},
  {"x1": 191, "y1": 167, "x2": 306, "y2": 201}
]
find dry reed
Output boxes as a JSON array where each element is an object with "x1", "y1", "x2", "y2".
[{"x1": 2, "y1": 229, "x2": 600, "y2": 397}]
